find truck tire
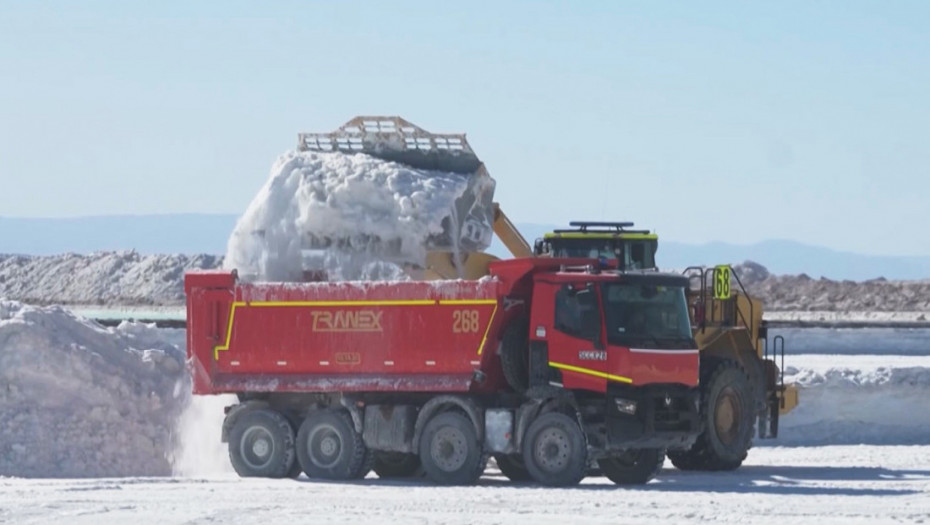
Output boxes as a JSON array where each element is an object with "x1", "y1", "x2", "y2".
[
  {"x1": 228, "y1": 409, "x2": 296, "y2": 478},
  {"x1": 500, "y1": 319, "x2": 529, "y2": 393},
  {"x1": 522, "y1": 412, "x2": 587, "y2": 487},
  {"x1": 668, "y1": 359, "x2": 754, "y2": 471},
  {"x1": 418, "y1": 411, "x2": 486, "y2": 485},
  {"x1": 599, "y1": 449, "x2": 665, "y2": 485},
  {"x1": 373, "y1": 452, "x2": 423, "y2": 479},
  {"x1": 296, "y1": 409, "x2": 368, "y2": 480},
  {"x1": 286, "y1": 418, "x2": 304, "y2": 478},
  {"x1": 353, "y1": 448, "x2": 375, "y2": 479},
  {"x1": 493, "y1": 454, "x2": 531, "y2": 482},
  {"x1": 287, "y1": 459, "x2": 303, "y2": 479}
]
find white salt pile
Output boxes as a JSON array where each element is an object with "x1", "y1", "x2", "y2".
[
  {"x1": 0, "y1": 252, "x2": 220, "y2": 306},
  {"x1": 224, "y1": 151, "x2": 495, "y2": 282},
  {"x1": 0, "y1": 301, "x2": 187, "y2": 477},
  {"x1": 775, "y1": 356, "x2": 930, "y2": 446}
]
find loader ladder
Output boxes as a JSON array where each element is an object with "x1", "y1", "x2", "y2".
[
  {"x1": 682, "y1": 265, "x2": 756, "y2": 341},
  {"x1": 758, "y1": 334, "x2": 786, "y2": 438},
  {"x1": 682, "y1": 265, "x2": 787, "y2": 438}
]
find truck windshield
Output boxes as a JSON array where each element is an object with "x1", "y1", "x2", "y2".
[{"x1": 602, "y1": 282, "x2": 693, "y2": 348}]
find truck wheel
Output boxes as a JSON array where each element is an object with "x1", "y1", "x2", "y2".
[
  {"x1": 374, "y1": 452, "x2": 423, "y2": 479},
  {"x1": 493, "y1": 454, "x2": 531, "y2": 482},
  {"x1": 418, "y1": 411, "x2": 486, "y2": 485},
  {"x1": 500, "y1": 319, "x2": 529, "y2": 393},
  {"x1": 599, "y1": 449, "x2": 665, "y2": 485},
  {"x1": 296, "y1": 409, "x2": 367, "y2": 480},
  {"x1": 353, "y1": 448, "x2": 375, "y2": 479},
  {"x1": 286, "y1": 418, "x2": 304, "y2": 478},
  {"x1": 668, "y1": 359, "x2": 754, "y2": 471},
  {"x1": 228, "y1": 409, "x2": 295, "y2": 478},
  {"x1": 287, "y1": 459, "x2": 303, "y2": 479},
  {"x1": 522, "y1": 412, "x2": 587, "y2": 487}
]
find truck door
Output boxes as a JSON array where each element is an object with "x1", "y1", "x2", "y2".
[{"x1": 545, "y1": 282, "x2": 610, "y2": 393}]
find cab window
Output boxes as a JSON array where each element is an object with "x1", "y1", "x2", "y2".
[{"x1": 554, "y1": 284, "x2": 601, "y2": 341}]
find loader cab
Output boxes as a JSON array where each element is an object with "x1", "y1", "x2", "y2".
[{"x1": 534, "y1": 221, "x2": 659, "y2": 271}]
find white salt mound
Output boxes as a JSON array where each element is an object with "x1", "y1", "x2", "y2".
[
  {"x1": 224, "y1": 151, "x2": 494, "y2": 282},
  {"x1": 0, "y1": 300, "x2": 187, "y2": 477},
  {"x1": 0, "y1": 252, "x2": 220, "y2": 306},
  {"x1": 775, "y1": 359, "x2": 930, "y2": 446}
]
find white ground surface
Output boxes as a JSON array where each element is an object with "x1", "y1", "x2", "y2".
[
  {"x1": 2, "y1": 303, "x2": 929, "y2": 523},
  {"x1": 2, "y1": 446, "x2": 928, "y2": 525}
]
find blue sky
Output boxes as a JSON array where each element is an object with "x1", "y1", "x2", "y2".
[{"x1": 1, "y1": 1, "x2": 928, "y2": 256}]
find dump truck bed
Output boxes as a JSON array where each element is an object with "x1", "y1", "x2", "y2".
[{"x1": 185, "y1": 271, "x2": 505, "y2": 395}]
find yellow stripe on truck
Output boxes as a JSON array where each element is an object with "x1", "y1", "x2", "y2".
[
  {"x1": 251, "y1": 300, "x2": 436, "y2": 307},
  {"x1": 548, "y1": 361, "x2": 633, "y2": 384},
  {"x1": 213, "y1": 299, "x2": 498, "y2": 360},
  {"x1": 475, "y1": 302, "x2": 498, "y2": 356},
  {"x1": 214, "y1": 301, "x2": 245, "y2": 360},
  {"x1": 438, "y1": 299, "x2": 498, "y2": 305}
]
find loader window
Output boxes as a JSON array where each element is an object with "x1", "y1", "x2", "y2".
[
  {"x1": 543, "y1": 238, "x2": 656, "y2": 270},
  {"x1": 626, "y1": 242, "x2": 654, "y2": 270},
  {"x1": 554, "y1": 285, "x2": 601, "y2": 341},
  {"x1": 602, "y1": 282, "x2": 692, "y2": 348},
  {"x1": 547, "y1": 239, "x2": 620, "y2": 260}
]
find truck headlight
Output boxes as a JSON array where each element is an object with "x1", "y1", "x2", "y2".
[{"x1": 614, "y1": 398, "x2": 637, "y2": 415}]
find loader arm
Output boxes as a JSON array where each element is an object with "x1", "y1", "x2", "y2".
[{"x1": 493, "y1": 204, "x2": 533, "y2": 258}]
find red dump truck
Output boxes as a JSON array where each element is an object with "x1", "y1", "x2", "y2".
[{"x1": 185, "y1": 257, "x2": 701, "y2": 486}]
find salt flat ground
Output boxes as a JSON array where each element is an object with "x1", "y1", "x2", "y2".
[{"x1": 2, "y1": 446, "x2": 928, "y2": 525}]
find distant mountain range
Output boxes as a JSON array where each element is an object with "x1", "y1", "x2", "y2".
[
  {"x1": 2, "y1": 215, "x2": 928, "y2": 281},
  {"x1": 0, "y1": 214, "x2": 237, "y2": 256}
]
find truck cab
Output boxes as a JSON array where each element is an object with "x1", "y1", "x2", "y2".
[
  {"x1": 530, "y1": 220, "x2": 797, "y2": 472},
  {"x1": 490, "y1": 258, "x2": 701, "y2": 456}
]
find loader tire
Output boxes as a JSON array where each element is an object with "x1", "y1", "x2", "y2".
[
  {"x1": 500, "y1": 319, "x2": 529, "y2": 393},
  {"x1": 493, "y1": 454, "x2": 531, "y2": 482},
  {"x1": 599, "y1": 449, "x2": 665, "y2": 485},
  {"x1": 296, "y1": 409, "x2": 368, "y2": 480},
  {"x1": 668, "y1": 359, "x2": 754, "y2": 471},
  {"x1": 374, "y1": 452, "x2": 423, "y2": 479},
  {"x1": 522, "y1": 412, "x2": 587, "y2": 487},
  {"x1": 228, "y1": 409, "x2": 296, "y2": 478},
  {"x1": 419, "y1": 411, "x2": 486, "y2": 485}
]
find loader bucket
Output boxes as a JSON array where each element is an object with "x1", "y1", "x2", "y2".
[{"x1": 298, "y1": 116, "x2": 496, "y2": 255}]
